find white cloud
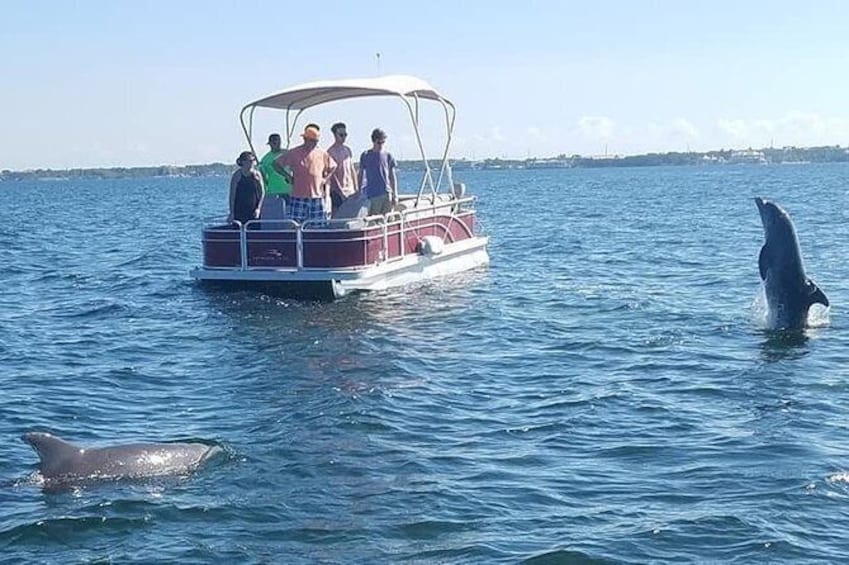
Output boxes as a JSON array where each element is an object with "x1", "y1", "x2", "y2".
[
  {"x1": 670, "y1": 118, "x2": 699, "y2": 139},
  {"x1": 753, "y1": 119, "x2": 776, "y2": 134},
  {"x1": 646, "y1": 118, "x2": 700, "y2": 149},
  {"x1": 715, "y1": 112, "x2": 849, "y2": 148},
  {"x1": 718, "y1": 118, "x2": 749, "y2": 139},
  {"x1": 449, "y1": 113, "x2": 849, "y2": 160},
  {"x1": 780, "y1": 112, "x2": 824, "y2": 133},
  {"x1": 577, "y1": 116, "x2": 615, "y2": 140}
]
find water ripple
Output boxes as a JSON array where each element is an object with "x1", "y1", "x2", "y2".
[{"x1": 1, "y1": 167, "x2": 849, "y2": 562}]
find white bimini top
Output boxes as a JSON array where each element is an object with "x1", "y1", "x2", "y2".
[{"x1": 244, "y1": 75, "x2": 452, "y2": 111}]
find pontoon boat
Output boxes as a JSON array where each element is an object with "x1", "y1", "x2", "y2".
[{"x1": 190, "y1": 75, "x2": 490, "y2": 299}]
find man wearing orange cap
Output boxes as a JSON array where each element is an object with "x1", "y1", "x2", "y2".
[{"x1": 273, "y1": 124, "x2": 337, "y2": 223}]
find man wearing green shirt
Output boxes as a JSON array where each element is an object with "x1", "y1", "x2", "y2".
[{"x1": 259, "y1": 133, "x2": 292, "y2": 224}]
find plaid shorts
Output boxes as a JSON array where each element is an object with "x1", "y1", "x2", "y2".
[{"x1": 287, "y1": 197, "x2": 327, "y2": 224}]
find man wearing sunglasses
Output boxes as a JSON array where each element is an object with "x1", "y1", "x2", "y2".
[{"x1": 327, "y1": 122, "x2": 358, "y2": 214}]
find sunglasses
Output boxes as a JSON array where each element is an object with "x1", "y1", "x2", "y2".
[{"x1": 336, "y1": 131, "x2": 347, "y2": 137}]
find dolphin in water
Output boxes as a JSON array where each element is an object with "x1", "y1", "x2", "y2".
[
  {"x1": 755, "y1": 197, "x2": 829, "y2": 330},
  {"x1": 22, "y1": 432, "x2": 222, "y2": 485}
]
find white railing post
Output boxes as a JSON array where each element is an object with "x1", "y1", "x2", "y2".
[
  {"x1": 400, "y1": 213, "x2": 405, "y2": 259},
  {"x1": 381, "y1": 219, "x2": 389, "y2": 264},
  {"x1": 296, "y1": 225, "x2": 304, "y2": 269},
  {"x1": 239, "y1": 222, "x2": 248, "y2": 270}
]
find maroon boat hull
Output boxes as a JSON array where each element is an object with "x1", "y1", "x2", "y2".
[{"x1": 202, "y1": 212, "x2": 477, "y2": 270}]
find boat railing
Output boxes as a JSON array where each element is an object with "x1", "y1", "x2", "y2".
[{"x1": 201, "y1": 195, "x2": 479, "y2": 272}]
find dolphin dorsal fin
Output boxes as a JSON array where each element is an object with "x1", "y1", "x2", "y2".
[{"x1": 22, "y1": 432, "x2": 82, "y2": 468}]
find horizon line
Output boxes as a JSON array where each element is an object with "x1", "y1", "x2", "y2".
[{"x1": 2, "y1": 143, "x2": 846, "y2": 173}]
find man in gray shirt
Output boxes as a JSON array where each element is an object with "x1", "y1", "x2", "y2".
[{"x1": 358, "y1": 128, "x2": 398, "y2": 216}]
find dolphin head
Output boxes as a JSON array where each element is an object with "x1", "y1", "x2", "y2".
[{"x1": 755, "y1": 197, "x2": 795, "y2": 241}]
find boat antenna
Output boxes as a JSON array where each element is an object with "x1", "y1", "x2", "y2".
[{"x1": 376, "y1": 52, "x2": 381, "y2": 75}]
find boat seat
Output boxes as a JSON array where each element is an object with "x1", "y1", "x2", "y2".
[
  {"x1": 337, "y1": 219, "x2": 366, "y2": 230},
  {"x1": 333, "y1": 194, "x2": 369, "y2": 219},
  {"x1": 397, "y1": 193, "x2": 455, "y2": 211}
]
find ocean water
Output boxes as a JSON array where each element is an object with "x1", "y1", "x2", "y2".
[{"x1": 1, "y1": 164, "x2": 849, "y2": 563}]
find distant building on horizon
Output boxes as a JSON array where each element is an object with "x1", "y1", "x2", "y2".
[
  {"x1": 728, "y1": 149, "x2": 767, "y2": 165},
  {"x1": 525, "y1": 158, "x2": 572, "y2": 169}
]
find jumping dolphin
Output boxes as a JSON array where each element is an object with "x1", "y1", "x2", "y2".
[
  {"x1": 22, "y1": 432, "x2": 222, "y2": 484},
  {"x1": 755, "y1": 197, "x2": 829, "y2": 330}
]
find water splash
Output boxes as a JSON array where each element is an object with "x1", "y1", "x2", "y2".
[
  {"x1": 750, "y1": 283, "x2": 830, "y2": 330},
  {"x1": 807, "y1": 303, "x2": 831, "y2": 328},
  {"x1": 750, "y1": 286, "x2": 770, "y2": 329},
  {"x1": 827, "y1": 472, "x2": 849, "y2": 484}
]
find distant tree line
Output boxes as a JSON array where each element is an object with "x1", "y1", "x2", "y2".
[
  {"x1": 568, "y1": 145, "x2": 849, "y2": 169},
  {"x1": 0, "y1": 163, "x2": 232, "y2": 182},
  {"x1": 3, "y1": 145, "x2": 849, "y2": 182},
  {"x1": 449, "y1": 145, "x2": 849, "y2": 170}
]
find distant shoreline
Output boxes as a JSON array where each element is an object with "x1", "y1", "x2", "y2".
[{"x1": 2, "y1": 145, "x2": 848, "y2": 181}]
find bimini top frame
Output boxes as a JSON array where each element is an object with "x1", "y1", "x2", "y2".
[{"x1": 239, "y1": 75, "x2": 457, "y2": 205}]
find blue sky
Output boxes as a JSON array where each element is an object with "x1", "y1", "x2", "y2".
[{"x1": 2, "y1": 0, "x2": 848, "y2": 169}]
